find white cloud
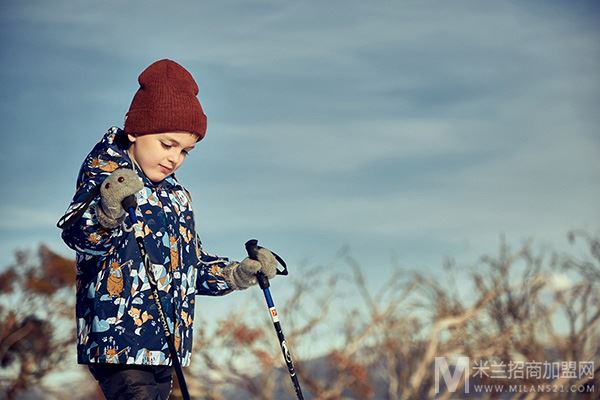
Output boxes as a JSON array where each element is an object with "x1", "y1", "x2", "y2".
[{"x1": 206, "y1": 118, "x2": 502, "y2": 174}]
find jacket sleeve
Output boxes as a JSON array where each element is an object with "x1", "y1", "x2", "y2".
[
  {"x1": 60, "y1": 191, "x2": 125, "y2": 256},
  {"x1": 194, "y1": 235, "x2": 236, "y2": 296},
  {"x1": 59, "y1": 130, "x2": 129, "y2": 256}
]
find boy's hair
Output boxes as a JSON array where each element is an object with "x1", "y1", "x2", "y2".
[
  {"x1": 117, "y1": 130, "x2": 201, "y2": 148},
  {"x1": 124, "y1": 59, "x2": 207, "y2": 141},
  {"x1": 114, "y1": 129, "x2": 132, "y2": 150}
]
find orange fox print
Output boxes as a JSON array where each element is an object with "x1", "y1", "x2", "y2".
[
  {"x1": 89, "y1": 158, "x2": 101, "y2": 169},
  {"x1": 107, "y1": 261, "x2": 124, "y2": 297},
  {"x1": 88, "y1": 232, "x2": 101, "y2": 244},
  {"x1": 105, "y1": 346, "x2": 128, "y2": 363},
  {"x1": 128, "y1": 306, "x2": 153, "y2": 327},
  {"x1": 170, "y1": 236, "x2": 179, "y2": 271},
  {"x1": 100, "y1": 160, "x2": 119, "y2": 172},
  {"x1": 180, "y1": 310, "x2": 193, "y2": 328},
  {"x1": 89, "y1": 157, "x2": 119, "y2": 172},
  {"x1": 174, "y1": 321, "x2": 181, "y2": 351},
  {"x1": 179, "y1": 225, "x2": 193, "y2": 244}
]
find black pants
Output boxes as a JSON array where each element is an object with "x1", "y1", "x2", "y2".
[{"x1": 88, "y1": 364, "x2": 174, "y2": 400}]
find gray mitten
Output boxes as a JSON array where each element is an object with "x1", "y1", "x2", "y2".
[
  {"x1": 223, "y1": 248, "x2": 278, "y2": 290},
  {"x1": 96, "y1": 168, "x2": 143, "y2": 228}
]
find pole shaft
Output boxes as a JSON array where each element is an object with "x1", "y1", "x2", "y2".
[
  {"x1": 262, "y1": 287, "x2": 305, "y2": 400},
  {"x1": 246, "y1": 240, "x2": 305, "y2": 399}
]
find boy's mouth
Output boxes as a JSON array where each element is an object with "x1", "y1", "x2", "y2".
[{"x1": 159, "y1": 165, "x2": 173, "y2": 174}]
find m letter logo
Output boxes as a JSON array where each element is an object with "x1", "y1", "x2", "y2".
[{"x1": 435, "y1": 357, "x2": 470, "y2": 394}]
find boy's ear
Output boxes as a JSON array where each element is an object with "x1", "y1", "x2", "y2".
[{"x1": 127, "y1": 132, "x2": 137, "y2": 143}]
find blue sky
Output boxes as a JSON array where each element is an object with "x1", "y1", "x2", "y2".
[{"x1": 0, "y1": 1, "x2": 599, "y2": 289}]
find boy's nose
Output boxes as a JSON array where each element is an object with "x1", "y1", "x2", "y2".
[{"x1": 167, "y1": 152, "x2": 177, "y2": 163}]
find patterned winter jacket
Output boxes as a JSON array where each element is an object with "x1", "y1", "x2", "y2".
[{"x1": 59, "y1": 127, "x2": 235, "y2": 366}]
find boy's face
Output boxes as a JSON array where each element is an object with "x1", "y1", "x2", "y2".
[{"x1": 126, "y1": 131, "x2": 198, "y2": 183}]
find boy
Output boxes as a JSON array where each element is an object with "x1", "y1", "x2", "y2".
[{"x1": 58, "y1": 59, "x2": 277, "y2": 399}]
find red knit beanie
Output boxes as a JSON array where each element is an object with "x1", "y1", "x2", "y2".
[{"x1": 124, "y1": 59, "x2": 207, "y2": 140}]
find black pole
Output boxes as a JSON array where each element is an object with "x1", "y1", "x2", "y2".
[
  {"x1": 245, "y1": 239, "x2": 305, "y2": 400},
  {"x1": 123, "y1": 196, "x2": 191, "y2": 400}
]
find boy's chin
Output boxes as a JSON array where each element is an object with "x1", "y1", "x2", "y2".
[{"x1": 146, "y1": 170, "x2": 169, "y2": 183}]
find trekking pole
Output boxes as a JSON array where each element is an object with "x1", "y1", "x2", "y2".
[
  {"x1": 245, "y1": 239, "x2": 305, "y2": 400},
  {"x1": 122, "y1": 195, "x2": 191, "y2": 400}
]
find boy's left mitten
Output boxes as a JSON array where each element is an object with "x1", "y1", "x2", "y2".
[
  {"x1": 222, "y1": 248, "x2": 278, "y2": 290},
  {"x1": 96, "y1": 168, "x2": 143, "y2": 229}
]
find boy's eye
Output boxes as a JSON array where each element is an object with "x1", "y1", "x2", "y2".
[
  {"x1": 161, "y1": 142, "x2": 172, "y2": 149},
  {"x1": 182, "y1": 150, "x2": 189, "y2": 156}
]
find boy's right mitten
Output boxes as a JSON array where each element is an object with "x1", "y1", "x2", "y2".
[{"x1": 96, "y1": 168, "x2": 143, "y2": 229}]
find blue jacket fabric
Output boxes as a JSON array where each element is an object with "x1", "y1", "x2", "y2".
[{"x1": 60, "y1": 127, "x2": 235, "y2": 366}]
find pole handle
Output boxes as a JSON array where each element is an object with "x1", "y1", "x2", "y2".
[
  {"x1": 121, "y1": 194, "x2": 137, "y2": 212},
  {"x1": 244, "y1": 239, "x2": 288, "y2": 275}
]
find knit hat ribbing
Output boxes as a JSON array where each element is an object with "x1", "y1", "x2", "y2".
[{"x1": 124, "y1": 59, "x2": 207, "y2": 140}]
